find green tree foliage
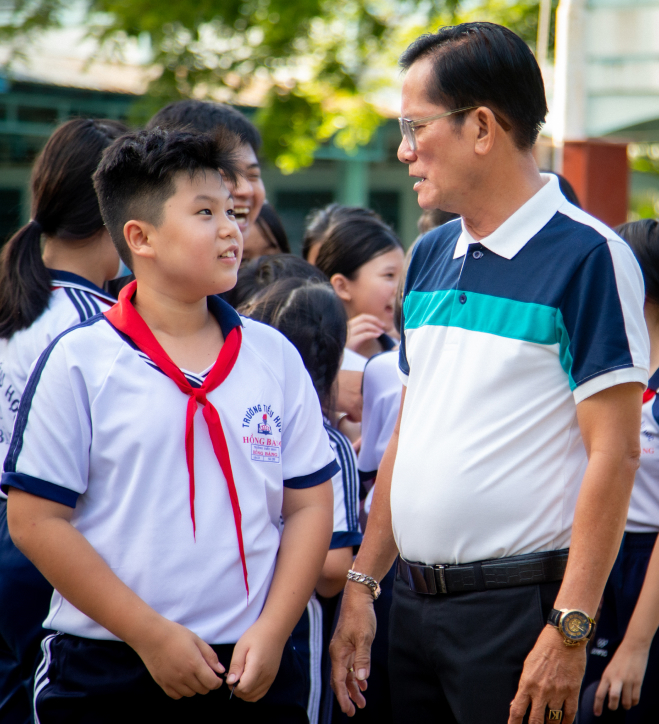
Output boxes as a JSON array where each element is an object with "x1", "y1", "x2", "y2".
[{"x1": 0, "y1": 0, "x2": 550, "y2": 171}]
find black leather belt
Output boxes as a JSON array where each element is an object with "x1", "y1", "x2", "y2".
[{"x1": 398, "y1": 549, "x2": 569, "y2": 595}]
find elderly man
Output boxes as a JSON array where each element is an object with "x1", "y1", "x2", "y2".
[{"x1": 330, "y1": 22, "x2": 649, "y2": 724}]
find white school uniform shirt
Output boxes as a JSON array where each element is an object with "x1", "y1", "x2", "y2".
[
  {"x1": 358, "y1": 350, "x2": 402, "y2": 484},
  {"x1": 2, "y1": 296, "x2": 338, "y2": 644},
  {"x1": 628, "y1": 368, "x2": 659, "y2": 533},
  {"x1": 0, "y1": 270, "x2": 115, "y2": 470}
]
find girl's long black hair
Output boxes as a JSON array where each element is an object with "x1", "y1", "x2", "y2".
[{"x1": 0, "y1": 118, "x2": 126, "y2": 338}]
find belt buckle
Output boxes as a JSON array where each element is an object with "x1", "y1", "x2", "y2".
[{"x1": 435, "y1": 564, "x2": 448, "y2": 594}]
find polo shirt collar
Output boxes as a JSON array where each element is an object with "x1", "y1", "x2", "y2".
[{"x1": 453, "y1": 173, "x2": 565, "y2": 260}]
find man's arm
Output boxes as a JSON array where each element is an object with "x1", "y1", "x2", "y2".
[
  {"x1": 330, "y1": 386, "x2": 406, "y2": 716},
  {"x1": 509, "y1": 382, "x2": 643, "y2": 724},
  {"x1": 593, "y1": 533, "x2": 659, "y2": 714},
  {"x1": 7, "y1": 489, "x2": 225, "y2": 699},
  {"x1": 226, "y1": 479, "x2": 333, "y2": 701}
]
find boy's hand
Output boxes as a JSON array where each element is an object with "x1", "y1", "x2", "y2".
[
  {"x1": 225, "y1": 619, "x2": 287, "y2": 702},
  {"x1": 132, "y1": 618, "x2": 225, "y2": 699}
]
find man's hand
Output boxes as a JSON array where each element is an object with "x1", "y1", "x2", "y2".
[
  {"x1": 225, "y1": 619, "x2": 287, "y2": 702},
  {"x1": 509, "y1": 626, "x2": 587, "y2": 724},
  {"x1": 330, "y1": 584, "x2": 377, "y2": 716},
  {"x1": 593, "y1": 640, "x2": 649, "y2": 715},
  {"x1": 132, "y1": 618, "x2": 225, "y2": 699}
]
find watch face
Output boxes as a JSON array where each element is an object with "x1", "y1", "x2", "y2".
[{"x1": 560, "y1": 611, "x2": 591, "y2": 641}]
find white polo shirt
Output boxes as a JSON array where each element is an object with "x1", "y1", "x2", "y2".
[
  {"x1": 392, "y1": 174, "x2": 649, "y2": 566},
  {"x1": 0, "y1": 270, "x2": 115, "y2": 466},
  {"x1": 2, "y1": 296, "x2": 338, "y2": 643},
  {"x1": 628, "y1": 368, "x2": 659, "y2": 533}
]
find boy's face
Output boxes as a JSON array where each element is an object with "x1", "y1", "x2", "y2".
[{"x1": 138, "y1": 169, "x2": 242, "y2": 298}]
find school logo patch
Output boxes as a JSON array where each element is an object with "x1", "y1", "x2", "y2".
[{"x1": 242, "y1": 403, "x2": 281, "y2": 463}]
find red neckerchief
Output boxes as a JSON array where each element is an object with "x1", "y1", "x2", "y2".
[{"x1": 104, "y1": 281, "x2": 248, "y2": 598}]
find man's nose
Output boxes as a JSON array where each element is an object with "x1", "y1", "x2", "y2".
[{"x1": 397, "y1": 137, "x2": 416, "y2": 164}]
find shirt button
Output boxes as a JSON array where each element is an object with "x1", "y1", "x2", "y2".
[
  {"x1": 472, "y1": 250, "x2": 483, "y2": 259},
  {"x1": 459, "y1": 293, "x2": 467, "y2": 304}
]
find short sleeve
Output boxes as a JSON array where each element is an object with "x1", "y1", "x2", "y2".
[
  {"x1": 558, "y1": 238, "x2": 649, "y2": 404},
  {"x1": 327, "y1": 427, "x2": 362, "y2": 549},
  {"x1": 2, "y1": 334, "x2": 91, "y2": 506},
  {"x1": 280, "y1": 341, "x2": 339, "y2": 488}
]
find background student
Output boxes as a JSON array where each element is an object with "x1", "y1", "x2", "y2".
[
  {"x1": 4, "y1": 127, "x2": 337, "y2": 722},
  {"x1": 312, "y1": 207, "x2": 404, "y2": 362},
  {"x1": 146, "y1": 99, "x2": 266, "y2": 246},
  {"x1": 242, "y1": 277, "x2": 362, "y2": 724},
  {"x1": 580, "y1": 218, "x2": 659, "y2": 722},
  {"x1": 0, "y1": 117, "x2": 126, "y2": 724},
  {"x1": 241, "y1": 202, "x2": 290, "y2": 261}
]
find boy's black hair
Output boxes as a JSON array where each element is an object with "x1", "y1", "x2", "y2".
[
  {"x1": 227, "y1": 253, "x2": 327, "y2": 310},
  {"x1": 146, "y1": 99, "x2": 262, "y2": 154},
  {"x1": 400, "y1": 22, "x2": 548, "y2": 151},
  {"x1": 314, "y1": 209, "x2": 403, "y2": 281},
  {"x1": 93, "y1": 127, "x2": 240, "y2": 268},
  {"x1": 0, "y1": 118, "x2": 127, "y2": 338},
  {"x1": 616, "y1": 219, "x2": 659, "y2": 305},
  {"x1": 243, "y1": 277, "x2": 347, "y2": 410}
]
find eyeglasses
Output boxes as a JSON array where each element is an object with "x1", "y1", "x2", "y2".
[{"x1": 398, "y1": 106, "x2": 512, "y2": 151}]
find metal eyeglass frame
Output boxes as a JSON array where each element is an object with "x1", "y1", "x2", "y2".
[{"x1": 398, "y1": 106, "x2": 512, "y2": 151}]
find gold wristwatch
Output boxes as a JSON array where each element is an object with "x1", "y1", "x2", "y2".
[{"x1": 547, "y1": 608, "x2": 596, "y2": 647}]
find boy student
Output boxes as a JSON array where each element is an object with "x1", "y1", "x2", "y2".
[{"x1": 3, "y1": 127, "x2": 338, "y2": 722}]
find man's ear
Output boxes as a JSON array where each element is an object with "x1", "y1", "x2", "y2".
[
  {"x1": 124, "y1": 220, "x2": 156, "y2": 260},
  {"x1": 473, "y1": 107, "x2": 497, "y2": 157},
  {"x1": 330, "y1": 273, "x2": 352, "y2": 303}
]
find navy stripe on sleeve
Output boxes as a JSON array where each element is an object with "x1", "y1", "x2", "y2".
[
  {"x1": 327, "y1": 426, "x2": 359, "y2": 532},
  {"x1": 64, "y1": 287, "x2": 86, "y2": 323},
  {"x1": 1, "y1": 472, "x2": 79, "y2": 507},
  {"x1": 331, "y1": 531, "x2": 363, "y2": 549},
  {"x1": 4, "y1": 315, "x2": 104, "y2": 473},
  {"x1": 284, "y1": 459, "x2": 340, "y2": 489}
]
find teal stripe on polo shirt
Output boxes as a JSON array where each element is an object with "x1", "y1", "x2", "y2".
[{"x1": 404, "y1": 289, "x2": 576, "y2": 388}]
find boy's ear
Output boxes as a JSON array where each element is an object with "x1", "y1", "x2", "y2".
[
  {"x1": 330, "y1": 273, "x2": 351, "y2": 303},
  {"x1": 123, "y1": 220, "x2": 156, "y2": 260}
]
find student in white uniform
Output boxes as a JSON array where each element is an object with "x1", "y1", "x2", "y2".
[
  {"x1": 581, "y1": 219, "x2": 659, "y2": 722},
  {"x1": 242, "y1": 277, "x2": 362, "y2": 724},
  {"x1": 3, "y1": 127, "x2": 337, "y2": 722},
  {"x1": 0, "y1": 117, "x2": 126, "y2": 724}
]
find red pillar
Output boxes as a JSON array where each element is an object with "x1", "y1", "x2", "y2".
[{"x1": 562, "y1": 140, "x2": 628, "y2": 228}]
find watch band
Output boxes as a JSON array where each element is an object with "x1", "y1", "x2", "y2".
[
  {"x1": 347, "y1": 569, "x2": 381, "y2": 600},
  {"x1": 547, "y1": 608, "x2": 562, "y2": 628}
]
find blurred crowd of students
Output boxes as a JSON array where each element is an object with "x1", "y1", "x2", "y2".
[{"x1": 0, "y1": 97, "x2": 658, "y2": 724}]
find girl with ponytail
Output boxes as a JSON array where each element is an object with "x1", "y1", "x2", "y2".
[
  {"x1": 0, "y1": 117, "x2": 126, "y2": 723},
  {"x1": 242, "y1": 278, "x2": 362, "y2": 724}
]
